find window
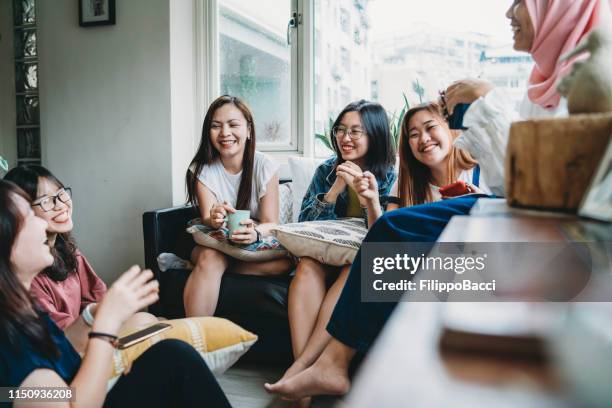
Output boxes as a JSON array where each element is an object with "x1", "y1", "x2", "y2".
[
  {"x1": 340, "y1": 8, "x2": 350, "y2": 34},
  {"x1": 314, "y1": 0, "x2": 530, "y2": 146},
  {"x1": 197, "y1": 1, "x2": 528, "y2": 159},
  {"x1": 340, "y1": 47, "x2": 350, "y2": 73},
  {"x1": 13, "y1": 0, "x2": 41, "y2": 166},
  {"x1": 217, "y1": 0, "x2": 298, "y2": 151}
]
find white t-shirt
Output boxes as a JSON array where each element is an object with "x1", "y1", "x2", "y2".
[
  {"x1": 389, "y1": 167, "x2": 491, "y2": 203},
  {"x1": 195, "y1": 151, "x2": 279, "y2": 220}
]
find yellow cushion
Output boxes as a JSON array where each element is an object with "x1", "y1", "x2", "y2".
[{"x1": 108, "y1": 317, "x2": 257, "y2": 385}]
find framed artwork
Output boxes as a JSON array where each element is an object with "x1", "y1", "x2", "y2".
[
  {"x1": 79, "y1": 0, "x2": 115, "y2": 27},
  {"x1": 579, "y1": 135, "x2": 612, "y2": 222}
]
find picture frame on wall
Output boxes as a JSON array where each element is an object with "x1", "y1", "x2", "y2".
[
  {"x1": 579, "y1": 134, "x2": 612, "y2": 222},
  {"x1": 79, "y1": 0, "x2": 115, "y2": 27}
]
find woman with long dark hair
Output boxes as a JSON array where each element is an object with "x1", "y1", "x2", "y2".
[
  {"x1": 280, "y1": 100, "x2": 396, "y2": 396},
  {"x1": 4, "y1": 165, "x2": 156, "y2": 353},
  {"x1": 0, "y1": 180, "x2": 230, "y2": 407},
  {"x1": 184, "y1": 95, "x2": 292, "y2": 317}
]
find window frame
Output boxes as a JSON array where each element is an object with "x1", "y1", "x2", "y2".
[{"x1": 195, "y1": 0, "x2": 314, "y2": 157}]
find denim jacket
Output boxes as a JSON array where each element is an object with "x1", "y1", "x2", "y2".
[{"x1": 298, "y1": 157, "x2": 396, "y2": 223}]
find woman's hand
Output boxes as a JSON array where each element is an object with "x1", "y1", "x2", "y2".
[
  {"x1": 353, "y1": 171, "x2": 379, "y2": 204},
  {"x1": 330, "y1": 172, "x2": 347, "y2": 192},
  {"x1": 325, "y1": 169, "x2": 347, "y2": 204},
  {"x1": 229, "y1": 219, "x2": 257, "y2": 244},
  {"x1": 210, "y1": 201, "x2": 235, "y2": 229},
  {"x1": 465, "y1": 182, "x2": 485, "y2": 195},
  {"x1": 336, "y1": 161, "x2": 363, "y2": 190},
  {"x1": 93, "y1": 266, "x2": 159, "y2": 334},
  {"x1": 440, "y1": 182, "x2": 485, "y2": 200},
  {"x1": 443, "y1": 79, "x2": 494, "y2": 115}
]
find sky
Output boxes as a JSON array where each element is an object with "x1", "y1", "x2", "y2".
[{"x1": 369, "y1": 0, "x2": 515, "y2": 46}]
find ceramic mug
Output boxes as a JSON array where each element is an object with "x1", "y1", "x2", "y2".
[{"x1": 227, "y1": 210, "x2": 251, "y2": 235}]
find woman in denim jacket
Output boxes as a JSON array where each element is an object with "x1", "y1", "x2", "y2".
[
  {"x1": 298, "y1": 156, "x2": 395, "y2": 225},
  {"x1": 282, "y1": 100, "x2": 396, "y2": 398}
]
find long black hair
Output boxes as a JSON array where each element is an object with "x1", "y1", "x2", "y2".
[
  {"x1": 0, "y1": 180, "x2": 59, "y2": 358},
  {"x1": 331, "y1": 100, "x2": 396, "y2": 180},
  {"x1": 4, "y1": 165, "x2": 78, "y2": 282},
  {"x1": 186, "y1": 95, "x2": 256, "y2": 211}
]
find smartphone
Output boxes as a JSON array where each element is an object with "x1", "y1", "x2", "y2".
[
  {"x1": 117, "y1": 322, "x2": 171, "y2": 349},
  {"x1": 439, "y1": 180, "x2": 471, "y2": 197}
]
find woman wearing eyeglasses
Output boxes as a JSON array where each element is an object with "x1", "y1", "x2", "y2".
[
  {"x1": 281, "y1": 100, "x2": 396, "y2": 398},
  {"x1": 3, "y1": 165, "x2": 157, "y2": 353}
]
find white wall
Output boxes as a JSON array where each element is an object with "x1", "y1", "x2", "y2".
[
  {"x1": 37, "y1": 0, "x2": 173, "y2": 282},
  {"x1": 170, "y1": 0, "x2": 198, "y2": 205},
  {"x1": 0, "y1": 1, "x2": 16, "y2": 168}
]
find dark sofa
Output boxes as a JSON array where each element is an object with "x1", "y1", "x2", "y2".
[{"x1": 142, "y1": 205, "x2": 293, "y2": 364}]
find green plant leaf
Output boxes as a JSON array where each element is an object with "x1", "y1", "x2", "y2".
[{"x1": 315, "y1": 132, "x2": 333, "y2": 151}]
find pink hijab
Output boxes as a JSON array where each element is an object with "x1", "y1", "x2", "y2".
[{"x1": 525, "y1": 0, "x2": 611, "y2": 109}]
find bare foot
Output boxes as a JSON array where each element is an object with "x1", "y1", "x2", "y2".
[
  {"x1": 279, "y1": 360, "x2": 308, "y2": 383},
  {"x1": 264, "y1": 359, "x2": 350, "y2": 400}
]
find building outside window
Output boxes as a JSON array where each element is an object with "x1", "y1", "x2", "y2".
[
  {"x1": 201, "y1": 0, "x2": 533, "y2": 158},
  {"x1": 218, "y1": 0, "x2": 294, "y2": 150}
]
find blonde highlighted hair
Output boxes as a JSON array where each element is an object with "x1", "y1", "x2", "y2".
[{"x1": 397, "y1": 102, "x2": 477, "y2": 207}]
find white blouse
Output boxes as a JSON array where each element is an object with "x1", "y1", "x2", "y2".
[{"x1": 454, "y1": 88, "x2": 568, "y2": 196}]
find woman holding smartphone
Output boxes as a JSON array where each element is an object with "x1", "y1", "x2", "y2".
[
  {"x1": 0, "y1": 180, "x2": 230, "y2": 407},
  {"x1": 352, "y1": 102, "x2": 491, "y2": 225},
  {"x1": 4, "y1": 165, "x2": 157, "y2": 353}
]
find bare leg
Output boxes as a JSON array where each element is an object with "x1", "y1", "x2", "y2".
[
  {"x1": 265, "y1": 338, "x2": 355, "y2": 400},
  {"x1": 286, "y1": 265, "x2": 350, "y2": 372},
  {"x1": 283, "y1": 258, "x2": 330, "y2": 380},
  {"x1": 183, "y1": 246, "x2": 229, "y2": 317}
]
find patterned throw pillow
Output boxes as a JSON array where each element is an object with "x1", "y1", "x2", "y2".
[
  {"x1": 272, "y1": 218, "x2": 368, "y2": 266},
  {"x1": 108, "y1": 317, "x2": 257, "y2": 389},
  {"x1": 187, "y1": 219, "x2": 288, "y2": 262},
  {"x1": 279, "y1": 182, "x2": 294, "y2": 225}
]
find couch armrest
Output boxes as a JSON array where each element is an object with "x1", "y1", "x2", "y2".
[{"x1": 142, "y1": 205, "x2": 199, "y2": 275}]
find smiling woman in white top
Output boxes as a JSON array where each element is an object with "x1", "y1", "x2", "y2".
[{"x1": 183, "y1": 95, "x2": 292, "y2": 317}]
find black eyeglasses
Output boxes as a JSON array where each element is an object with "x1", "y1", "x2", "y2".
[{"x1": 32, "y1": 188, "x2": 72, "y2": 212}]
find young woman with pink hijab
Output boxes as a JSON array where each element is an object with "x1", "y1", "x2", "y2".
[
  {"x1": 444, "y1": 0, "x2": 611, "y2": 195},
  {"x1": 265, "y1": 0, "x2": 611, "y2": 402}
]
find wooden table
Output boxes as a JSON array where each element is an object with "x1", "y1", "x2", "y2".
[{"x1": 341, "y1": 200, "x2": 608, "y2": 407}]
